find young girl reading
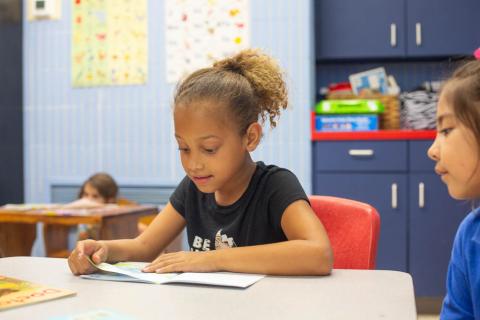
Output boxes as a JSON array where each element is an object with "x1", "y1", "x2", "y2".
[
  {"x1": 427, "y1": 59, "x2": 480, "y2": 319},
  {"x1": 68, "y1": 49, "x2": 333, "y2": 276}
]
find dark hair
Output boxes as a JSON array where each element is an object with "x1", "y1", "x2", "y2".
[
  {"x1": 442, "y1": 59, "x2": 480, "y2": 148},
  {"x1": 78, "y1": 172, "x2": 118, "y2": 203},
  {"x1": 173, "y1": 48, "x2": 288, "y2": 133}
]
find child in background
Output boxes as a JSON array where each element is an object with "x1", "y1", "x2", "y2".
[
  {"x1": 71, "y1": 172, "x2": 119, "y2": 240},
  {"x1": 64, "y1": 172, "x2": 118, "y2": 210},
  {"x1": 68, "y1": 49, "x2": 333, "y2": 276},
  {"x1": 81, "y1": 172, "x2": 118, "y2": 203},
  {"x1": 427, "y1": 59, "x2": 480, "y2": 319},
  {"x1": 43, "y1": 173, "x2": 118, "y2": 256}
]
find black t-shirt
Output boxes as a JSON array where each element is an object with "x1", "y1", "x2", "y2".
[{"x1": 169, "y1": 161, "x2": 308, "y2": 251}]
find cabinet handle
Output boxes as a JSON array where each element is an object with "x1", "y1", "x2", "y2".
[
  {"x1": 390, "y1": 23, "x2": 397, "y2": 47},
  {"x1": 348, "y1": 149, "x2": 374, "y2": 157},
  {"x1": 415, "y1": 22, "x2": 422, "y2": 46},
  {"x1": 391, "y1": 183, "x2": 398, "y2": 209},
  {"x1": 418, "y1": 182, "x2": 425, "y2": 208}
]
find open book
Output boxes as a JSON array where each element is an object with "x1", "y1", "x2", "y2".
[
  {"x1": 81, "y1": 260, "x2": 264, "y2": 288},
  {"x1": 0, "y1": 275, "x2": 75, "y2": 311}
]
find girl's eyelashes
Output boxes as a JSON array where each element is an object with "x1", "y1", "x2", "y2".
[
  {"x1": 203, "y1": 147, "x2": 217, "y2": 154},
  {"x1": 177, "y1": 144, "x2": 219, "y2": 154},
  {"x1": 439, "y1": 127, "x2": 453, "y2": 136}
]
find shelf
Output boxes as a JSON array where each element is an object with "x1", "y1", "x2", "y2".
[{"x1": 311, "y1": 112, "x2": 436, "y2": 141}]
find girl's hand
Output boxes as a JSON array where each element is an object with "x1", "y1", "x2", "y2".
[
  {"x1": 142, "y1": 251, "x2": 218, "y2": 273},
  {"x1": 68, "y1": 239, "x2": 108, "y2": 275}
]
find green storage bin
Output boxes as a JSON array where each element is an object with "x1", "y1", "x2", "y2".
[{"x1": 315, "y1": 99, "x2": 385, "y2": 114}]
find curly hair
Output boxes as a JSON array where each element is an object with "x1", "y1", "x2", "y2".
[{"x1": 173, "y1": 49, "x2": 288, "y2": 133}]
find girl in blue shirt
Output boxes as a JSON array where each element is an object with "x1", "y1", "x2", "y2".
[{"x1": 428, "y1": 59, "x2": 480, "y2": 319}]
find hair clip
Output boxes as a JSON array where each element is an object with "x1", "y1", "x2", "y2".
[{"x1": 474, "y1": 47, "x2": 480, "y2": 60}]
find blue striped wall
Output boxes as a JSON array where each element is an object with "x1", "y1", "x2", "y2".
[{"x1": 23, "y1": 0, "x2": 315, "y2": 204}]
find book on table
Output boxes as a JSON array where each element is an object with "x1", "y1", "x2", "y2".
[
  {"x1": 0, "y1": 275, "x2": 75, "y2": 311},
  {"x1": 81, "y1": 259, "x2": 264, "y2": 288}
]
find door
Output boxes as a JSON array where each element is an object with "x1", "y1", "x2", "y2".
[
  {"x1": 406, "y1": 0, "x2": 480, "y2": 56},
  {"x1": 409, "y1": 174, "x2": 469, "y2": 296},
  {"x1": 314, "y1": 173, "x2": 408, "y2": 271},
  {"x1": 315, "y1": 0, "x2": 406, "y2": 59}
]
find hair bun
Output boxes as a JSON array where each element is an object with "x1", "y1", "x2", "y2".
[{"x1": 213, "y1": 58, "x2": 244, "y2": 75}]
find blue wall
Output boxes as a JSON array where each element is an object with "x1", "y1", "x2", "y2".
[{"x1": 23, "y1": 0, "x2": 315, "y2": 206}]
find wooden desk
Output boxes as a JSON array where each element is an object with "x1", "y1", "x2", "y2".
[
  {"x1": 0, "y1": 205, "x2": 158, "y2": 257},
  {"x1": 0, "y1": 257, "x2": 417, "y2": 319}
]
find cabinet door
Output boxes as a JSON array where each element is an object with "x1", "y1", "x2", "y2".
[
  {"x1": 409, "y1": 174, "x2": 469, "y2": 296},
  {"x1": 315, "y1": 0, "x2": 406, "y2": 59},
  {"x1": 314, "y1": 173, "x2": 407, "y2": 271},
  {"x1": 406, "y1": 0, "x2": 480, "y2": 57}
]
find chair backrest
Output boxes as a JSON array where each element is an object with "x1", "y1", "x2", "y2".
[{"x1": 309, "y1": 195, "x2": 380, "y2": 270}]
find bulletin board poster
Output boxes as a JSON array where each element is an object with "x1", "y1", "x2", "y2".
[
  {"x1": 165, "y1": 0, "x2": 250, "y2": 83},
  {"x1": 71, "y1": 0, "x2": 148, "y2": 87}
]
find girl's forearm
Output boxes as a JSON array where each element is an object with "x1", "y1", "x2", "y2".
[
  {"x1": 101, "y1": 238, "x2": 154, "y2": 263},
  {"x1": 210, "y1": 240, "x2": 333, "y2": 276}
]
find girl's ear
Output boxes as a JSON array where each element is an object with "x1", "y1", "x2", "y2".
[{"x1": 244, "y1": 122, "x2": 262, "y2": 152}]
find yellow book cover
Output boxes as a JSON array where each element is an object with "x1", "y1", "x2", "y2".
[{"x1": 0, "y1": 275, "x2": 76, "y2": 311}]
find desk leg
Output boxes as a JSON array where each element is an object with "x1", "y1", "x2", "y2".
[
  {"x1": 0, "y1": 223, "x2": 36, "y2": 257},
  {"x1": 99, "y1": 216, "x2": 138, "y2": 240},
  {"x1": 43, "y1": 224, "x2": 71, "y2": 258}
]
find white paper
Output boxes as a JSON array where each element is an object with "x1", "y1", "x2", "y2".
[{"x1": 82, "y1": 260, "x2": 264, "y2": 288}]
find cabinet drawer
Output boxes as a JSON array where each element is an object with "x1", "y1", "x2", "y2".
[
  {"x1": 313, "y1": 141, "x2": 408, "y2": 172},
  {"x1": 409, "y1": 140, "x2": 435, "y2": 172}
]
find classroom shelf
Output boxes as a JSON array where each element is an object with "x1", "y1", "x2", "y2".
[{"x1": 311, "y1": 112, "x2": 436, "y2": 141}]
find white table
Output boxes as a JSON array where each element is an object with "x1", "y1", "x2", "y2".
[{"x1": 0, "y1": 257, "x2": 416, "y2": 319}]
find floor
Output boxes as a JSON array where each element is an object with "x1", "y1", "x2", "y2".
[{"x1": 418, "y1": 315, "x2": 439, "y2": 320}]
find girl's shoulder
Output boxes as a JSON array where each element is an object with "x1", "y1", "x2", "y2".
[
  {"x1": 456, "y1": 206, "x2": 480, "y2": 243},
  {"x1": 464, "y1": 206, "x2": 480, "y2": 226},
  {"x1": 254, "y1": 162, "x2": 305, "y2": 194},
  {"x1": 256, "y1": 161, "x2": 297, "y2": 177}
]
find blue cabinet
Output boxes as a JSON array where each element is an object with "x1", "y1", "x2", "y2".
[
  {"x1": 313, "y1": 139, "x2": 468, "y2": 297},
  {"x1": 315, "y1": 0, "x2": 480, "y2": 59},
  {"x1": 315, "y1": 0, "x2": 406, "y2": 59},
  {"x1": 408, "y1": 141, "x2": 469, "y2": 296},
  {"x1": 406, "y1": 0, "x2": 480, "y2": 57}
]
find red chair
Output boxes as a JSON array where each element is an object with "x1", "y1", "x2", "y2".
[{"x1": 309, "y1": 195, "x2": 380, "y2": 270}]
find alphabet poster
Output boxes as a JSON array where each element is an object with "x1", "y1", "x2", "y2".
[
  {"x1": 165, "y1": 0, "x2": 250, "y2": 83},
  {"x1": 71, "y1": 0, "x2": 148, "y2": 87}
]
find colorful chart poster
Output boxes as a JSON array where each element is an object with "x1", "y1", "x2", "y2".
[
  {"x1": 165, "y1": 0, "x2": 250, "y2": 83},
  {"x1": 72, "y1": 0, "x2": 148, "y2": 87}
]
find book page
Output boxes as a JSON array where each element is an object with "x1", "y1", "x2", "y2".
[
  {"x1": 171, "y1": 272, "x2": 265, "y2": 288},
  {"x1": 86, "y1": 259, "x2": 264, "y2": 288},
  {"x1": 91, "y1": 261, "x2": 178, "y2": 284}
]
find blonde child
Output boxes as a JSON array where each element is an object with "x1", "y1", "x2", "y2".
[
  {"x1": 427, "y1": 59, "x2": 480, "y2": 319},
  {"x1": 68, "y1": 49, "x2": 333, "y2": 276}
]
